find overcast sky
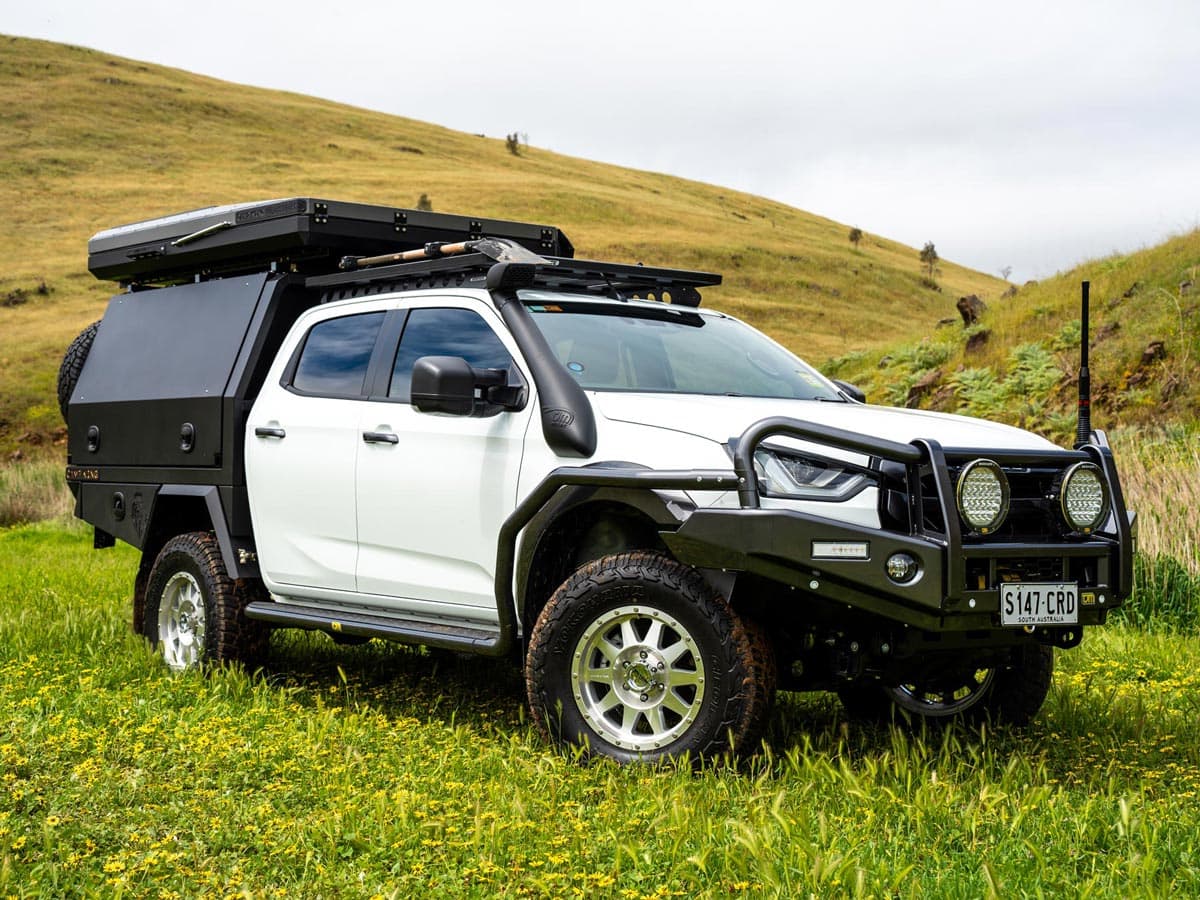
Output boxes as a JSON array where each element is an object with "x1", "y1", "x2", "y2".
[{"x1": 5, "y1": 1, "x2": 1199, "y2": 282}]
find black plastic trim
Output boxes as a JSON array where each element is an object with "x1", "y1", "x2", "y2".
[
  {"x1": 512, "y1": 463, "x2": 694, "y2": 626},
  {"x1": 496, "y1": 467, "x2": 741, "y2": 640},
  {"x1": 156, "y1": 485, "x2": 249, "y2": 578}
]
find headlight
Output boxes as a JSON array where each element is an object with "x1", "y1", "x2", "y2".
[
  {"x1": 1060, "y1": 462, "x2": 1108, "y2": 533},
  {"x1": 753, "y1": 447, "x2": 870, "y2": 500},
  {"x1": 955, "y1": 459, "x2": 1009, "y2": 534}
]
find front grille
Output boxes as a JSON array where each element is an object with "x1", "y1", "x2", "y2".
[
  {"x1": 988, "y1": 466, "x2": 1069, "y2": 542},
  {"x1": 964, "y1": 556, "x2": 1066, "y2": 591},
  {"x1": 998, "y1": 557, "x2": 1064, "y2": 581}
]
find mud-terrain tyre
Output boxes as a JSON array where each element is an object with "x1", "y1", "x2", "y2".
[
  {"x1": 143, "y1": 532, "x2": 269, "y2": 671},
  {"x1": 984, "y1": 644, "x2": 1055, "y2": 725},
  {"x1": 738, "y1": 615, "x2": 778, "y2": 750},
  {"x1": 526, "y1": 552, "x2": 759, "y2": 763},
  {"x1": 840, "y1": 644, "x2": 1054, "y2": 727},
  {"x1": 57, "y1": 320, "x2": 100, "y2": 422}
]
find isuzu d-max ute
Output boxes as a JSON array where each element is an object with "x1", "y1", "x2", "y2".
[{"x1": 62, "y1": 198, "x2": 1134, "y2": 762}]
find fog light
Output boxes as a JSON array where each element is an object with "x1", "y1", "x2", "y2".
[{"x1": 886, "y1": 552, "x2": 919, "y2": 584}]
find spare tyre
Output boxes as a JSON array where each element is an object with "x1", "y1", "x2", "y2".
[{"x1": 57, "y1": 320, "x2": 100, "y2": 422}]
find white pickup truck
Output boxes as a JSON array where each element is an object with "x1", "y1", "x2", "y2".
[{"x1": 63, "y1": 199, "x2": 1134, "y2": 763}]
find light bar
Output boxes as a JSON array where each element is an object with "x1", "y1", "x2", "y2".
[{"x1": 812, "y1": 541, "x2": 870, "y2": 560}]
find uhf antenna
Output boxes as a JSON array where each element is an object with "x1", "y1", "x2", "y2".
[{"x1": 1075, "y1": 280, "x2": 1091, "y2": 448}]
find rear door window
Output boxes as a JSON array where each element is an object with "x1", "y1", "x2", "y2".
[{"x1": 290, "y1": 312, "x2": 386, "y2": 398}]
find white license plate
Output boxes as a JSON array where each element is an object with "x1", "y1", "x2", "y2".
[{"x1": 1000, "y1": 582, "x2": 1079, "y2": 626}]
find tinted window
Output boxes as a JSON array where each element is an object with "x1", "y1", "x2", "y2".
[
  {"x1": 526, "y1": 300, "x2": 842, "y2": 401},
  {"x1": 292, "y1": 312, "x2": 385, "y2": 397},
  {"x1": 389, "y1": 308, "x2": 513, "y2": 400}
]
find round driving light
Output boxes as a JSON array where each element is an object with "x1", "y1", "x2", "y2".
[
  {"x1": 886, "y1": 552, "x2": 919, "y2": 584},
  {"x1": 956, "y1": 459, "x2": 1010, "y2": 534},
  {"x1": 1060, "y1": 462, "x2": 1108, "y2": 533}
]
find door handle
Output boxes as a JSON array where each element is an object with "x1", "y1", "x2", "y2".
[
  {"x1": 254, "y1": 426, "x2": 287, "y2": 439},
  {"x1": 362, "y1": 431, "x2": 399, "y2": 444}
]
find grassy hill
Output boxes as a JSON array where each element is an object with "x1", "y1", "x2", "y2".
[
  {"x1": 825, "y1": 231, "x2": 1200, "y2": 443},
  {"x1": 0, "y1": 35, "x2": 1005, "y2": 458}
]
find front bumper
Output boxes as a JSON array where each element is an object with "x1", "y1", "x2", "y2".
[
  {"x1": 664, "y1": 418, "x2": 1133, "y2": 635},
  {"x1": 663, "y1": 505, "x2": 1126, "y2": 633}
]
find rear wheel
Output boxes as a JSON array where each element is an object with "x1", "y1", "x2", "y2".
[
  {"x1": 143, "y1": 532, "x2": 268, "y2": 671},
  {"x1": 526, "y1": 551, "x2": 760, "y2": 763}
]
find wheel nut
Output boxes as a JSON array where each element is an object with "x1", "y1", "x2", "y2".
[
  {"x1": 623, "y1": 682, "x2": 630, "y2": 690},
  {"x1": 623, "y1": 660, "x2": 631, "y2": 668},
  {"x1": 640, "y1": 650, "x2": 648, "y2": 659},
  {"x1": 640, "y1": 693, "x2": 648, "y2": 702}
]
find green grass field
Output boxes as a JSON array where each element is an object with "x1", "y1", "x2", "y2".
[{"x1": 2, "y1": 517, "x2": 1199, "y2": 899}]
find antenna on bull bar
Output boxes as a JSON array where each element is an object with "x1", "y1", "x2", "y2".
[{"x1": 1075, "y1": 280, "x2": 1091, "y2": 448}]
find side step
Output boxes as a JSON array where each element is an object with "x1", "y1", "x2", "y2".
[{"x1": 243, "y1": 601, "x2": 501, "y2": 653}]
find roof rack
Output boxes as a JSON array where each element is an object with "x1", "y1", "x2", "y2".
[
  {"x1": 88, "y1": 198, "x2": 573, "y2": 285},
  {"x1": 308, "y1": 250, "x2": 721, "y2": 308}
]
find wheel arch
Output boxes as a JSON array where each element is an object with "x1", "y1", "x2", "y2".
[
  {"x1": 134, "y1": 486, "x2": 248, "y2": 631},
  {"x1": 516, "y1": 482, "x2": 688, "y2": 640}
]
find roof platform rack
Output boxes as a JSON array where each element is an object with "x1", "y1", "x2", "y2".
[
  {"x1": 87, "y1": 198, "x2": 573, "y2": 285},
  {"x1": 308, "y1": 251, "x2": 722, "y2": 308}
]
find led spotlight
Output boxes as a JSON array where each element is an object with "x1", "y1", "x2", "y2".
[
  {"x1": 956, "y1": 459, "x2": 1010, "y2": 534},
  {"x1": 1060, "y1": 462, "x2": 1109, "y2": 533}
]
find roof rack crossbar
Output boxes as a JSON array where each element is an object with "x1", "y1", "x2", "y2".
[{"x1": 307, "y1": 255, "x2": 721, "y2": 307}]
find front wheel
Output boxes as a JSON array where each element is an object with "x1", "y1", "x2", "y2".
[
  {"x1": 143, "y1": 533, "x2": 268, "y2": 671},
  {"x1": 525, "y1": 552, "x2": 762, "y2": 763},
  {"x1": 840, "y1": 644, "x2": 1054, "y2": 727}
]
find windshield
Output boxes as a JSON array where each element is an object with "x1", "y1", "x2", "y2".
[{"x1": 523, "y1": 297, "x2": 843, "y2": 401}]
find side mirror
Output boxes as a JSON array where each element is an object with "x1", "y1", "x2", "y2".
[
  {"x1": 832, "y1": 379, "x2": 866, "y2": 403},
  {"x1": 411, "y1": 356, "x2": 522, "y2": 417}
]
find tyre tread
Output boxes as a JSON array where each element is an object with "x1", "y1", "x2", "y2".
[
  {"x1": 526, "y1": 551, "x2": 758, "y2": 762},
  {"x1": 57, "y1": 320, "x2": 100, "y2": 422},
  {"x1": 144, "y1": 532, "x2": 268, "y2": 669}
]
